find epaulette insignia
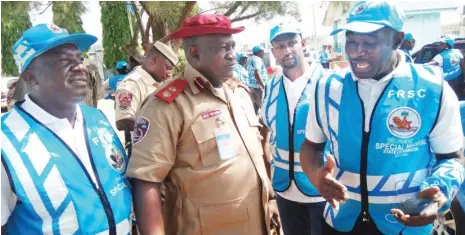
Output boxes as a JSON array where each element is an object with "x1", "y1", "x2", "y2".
[{"x1": 155, "y1": 79, "x2": 188, "y2": 103}]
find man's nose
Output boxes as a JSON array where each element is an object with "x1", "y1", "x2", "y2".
[{"x1": 72, "y1": 62, "x2": 89, "y2": 74}]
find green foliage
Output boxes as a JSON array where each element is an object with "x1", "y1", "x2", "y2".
[
  {"x1": 173, "y1": 49, "x2": 186, "y2": 76},
  {"x1": 52, "y1": 2, "x2": 86, "y2": 34},
  {"x1": 210, "y1": 1, "x2": 300, "y2": 22},
  {"x1": 1, "y1": 1, "x2": 31, "y2": 76},
  {"x1": 100, "y1": 1, "x2": 132, "y2": 68},
  {"x1": 142, "y1": 1, "x2": 199, "y2": 41}
]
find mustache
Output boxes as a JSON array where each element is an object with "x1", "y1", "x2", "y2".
[
  {"x1": 349, "y1": 58, "x2": 371, "y2": 63},
  {"x1": 69, "y1": 73, "x2": 88, "y2": 79}
]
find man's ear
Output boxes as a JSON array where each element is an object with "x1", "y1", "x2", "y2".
[
  {"x1": 393, "y1": 32, "x2": 405, "y2": 49},
  {"x1": 301, "y1": 39, "x2": 306, "y2": 48},
  {"x1": 22, "y1": 70, "x2": 38, "y2": 86},
  {"x1": 188, "y1": 45, "x2": 200, "y2": 61}
]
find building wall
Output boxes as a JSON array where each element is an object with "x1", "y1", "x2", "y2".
[{"x1": 403, "y1": 12, "x2": 442, "y2": 53}]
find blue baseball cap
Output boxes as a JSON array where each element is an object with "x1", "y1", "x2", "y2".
[
  {"x1": 12, "y1": 23, "x2": 97, "y2": 73},
  {"x1": 440, "y1": 37, "x2": 454, "y2": 48},
  {"x1": 404, "y1": 33, "x2": 413, "y2": 40},
  {"x1": 252, "y1": 45, "x2": 264, "y2": 53},
  {"x1": 116, "y1": 61, "x2": 129, "y2": 70},
  {"x1": 236, "y1": 53, "x2": 248, "y2": 60},
  {"x1": 269, "y1": 25, "x2": 302, "y2": 42},
  {"x1": 330, "y1": 1, "x2": 404, "y2": 36}
]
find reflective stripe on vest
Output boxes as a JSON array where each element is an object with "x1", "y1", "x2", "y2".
[{"x1": 1, "y1": 104, "x2": 132, "y2": 234}]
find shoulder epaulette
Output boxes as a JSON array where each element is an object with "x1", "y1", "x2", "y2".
[
  {"x1": 237, "y1": 82, "x2": 250, "y2": 93},
  {"x1": 155, "y1": 78, "x2": 188, "y2": 103}
]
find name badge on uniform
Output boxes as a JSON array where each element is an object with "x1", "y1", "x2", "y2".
[{"x1": 215, "y1": 114, "x2": 237, "y2": 160}]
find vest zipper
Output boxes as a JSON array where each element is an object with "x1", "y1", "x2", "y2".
[
  {"x1": 356, "y1": 82, "x2": 370, "y2": 224},
  {"x1": 355, "y1": 78, "x2": 394, "y2": 225},
  {"x1": 281, "y1": 78, "x2": 312, "y2": 186},
  {"x1": 361, "y1": 131, "x2": 370, "y2": 223},
  {"x1": 281, "y1": 79, "x2": 297, "y2": 182}
]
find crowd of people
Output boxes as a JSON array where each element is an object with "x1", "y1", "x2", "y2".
[{"x1": 1, "y1": 1, "x2": 465, "y2": 235}]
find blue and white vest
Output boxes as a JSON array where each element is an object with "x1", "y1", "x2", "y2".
[
  {"x1": 1, "y1": 104, "x2": 132, "y2": 235},
  {"x1": 440, "y1": 49, "x2": 462, "y2": 81},
  {"x1": 110, "y1": 74, "x2": 126, "y2": 92},
  {"x1": 315, "y1": 63, "x2": 443, "y2": 235},
  {"x1": 262, "y1": 72, "x2": 321, "y2": 197}
]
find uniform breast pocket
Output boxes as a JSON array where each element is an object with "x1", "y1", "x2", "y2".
[
  {"x1": 191, "y1": 119, "x2": 222, "y2": 167},
  {"x1": 242, "y1": 104, "x2": 263, "y2": 147}
]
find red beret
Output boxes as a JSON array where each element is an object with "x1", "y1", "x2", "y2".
[{"x1": 169, "y1": 14, "x2": 245, "y2": 39}]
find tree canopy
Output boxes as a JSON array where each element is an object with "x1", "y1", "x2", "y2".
[
  {"x1": 210, "y1": 1, "x2": 300, "y2": 23},
  {"x1": 1, "y1": 1, "x2": 31, "y2": 76},
  {"x1": 52, "y1": 1, "x2": 86, "y2": 34},
  {"x1": 100, "y1": 1, "x2": 133, "y2": 68}
]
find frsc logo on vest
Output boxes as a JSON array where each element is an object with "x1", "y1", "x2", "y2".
[
  {"x1": 106, "y1": 146, "x2": 126, "y2": 173},
  {"x1": 386, "y1": 107, "x2": 421, "y2": 138},
  {"x1": 387, "y1": 89, "x2": 426, "y2": 99}
]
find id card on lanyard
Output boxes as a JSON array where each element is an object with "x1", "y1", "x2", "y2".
[{"x1": 215, "y1": 114, "x2": 237, "y2": 160}]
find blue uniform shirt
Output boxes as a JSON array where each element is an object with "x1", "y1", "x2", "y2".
[{"x1": 246, "y1": 55, "x2": 268, "y2": 88}]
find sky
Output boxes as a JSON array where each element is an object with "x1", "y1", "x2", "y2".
[{"x1": 29, "y1": 1, "x2": 463, "y2": 50}]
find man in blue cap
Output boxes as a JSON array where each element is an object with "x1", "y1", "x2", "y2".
[
  {"x1": 247, "y1": 45, "x2": 269, "y2": 113},
  {"x1": 428, "y1": 37, "x2": 465, "y2": 97},
  {"x1": 262, "y1": 24, "x2": 326, "y2": 235},
  {"x1": 233, "y1": 53, "x2": 249, "y2": 84},
  {"x1": 319, "y1": 45, "x2": 330, "y2": 69},
  {"x1": 400, "y1": 33, "x2": 415, "y2": 63},
  {"x1": 1, "y1": 24, "x2": 132, "y2": 234},
  {"x1": 300, "y1": 2, "x2": 464, "y2": 235},
  {"x1": 103, "y1": 61, "x2": 130, "y2": 100}
]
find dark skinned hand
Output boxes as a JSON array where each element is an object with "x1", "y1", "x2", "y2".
[{"x1": 391, "y1": 186, "x2": 447, "y2": 227}]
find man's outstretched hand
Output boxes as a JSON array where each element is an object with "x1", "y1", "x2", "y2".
[
  {"x1": 315, "y1": 154, "x2": 350, "y2": 209},
  {"x1": 391, "y1": 186, "x2": 447, "y2": 227}
]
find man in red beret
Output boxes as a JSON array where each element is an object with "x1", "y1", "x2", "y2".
[{"x1": 127, "y1": 14, "x2": 279, "y2": 235}]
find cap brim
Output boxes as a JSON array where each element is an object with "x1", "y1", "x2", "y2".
[
  {"x1": 270, "y1": 30, "x2": 301, "y2": 41},
  {"x1": 169, "y1": 26, "x2": 245, "y2": 39},
  {"x1": 19, "y1": 33, "x2": 98, "y2": 73},
  {"x1": 42, "y1": 33, "x2": 98, "y2": 53},
  {"x1": 330, "y1": 22, "x2": 384, "y2": 36}
]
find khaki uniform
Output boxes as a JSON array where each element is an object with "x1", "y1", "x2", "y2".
[
  {"x1": 127, "y1": 64, "x2": 272, "y2": 235},
  {"x1": 115, "y1": 66, "x2": 160, "y2": 121}
]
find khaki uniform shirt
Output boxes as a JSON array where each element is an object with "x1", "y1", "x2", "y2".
[
  {"x1": 127, "y1": 64, "x2": 272, "y2": 235},
  {"x1": 115, "y1": 66, "x2": 160, "y2": 121}
]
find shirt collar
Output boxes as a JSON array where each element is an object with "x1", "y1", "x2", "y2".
[
  {"x1": 184, "y1": 63, "x2": 216, "y2": 95},
  {"x1": 21, "y1": 94, "x2": 82, "y2": 125},
  {"x1": 184, "y1": 63, "x2": 240, "y2": 103},
  {"x1": 350, "y1": 50, "x2": 405, "y2": 83},
  {"x1": 135, "y1": 66, "x2": 158, "y2": 86}
]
